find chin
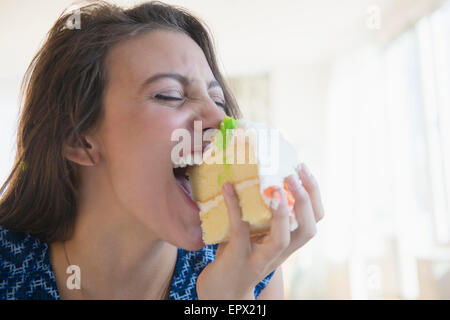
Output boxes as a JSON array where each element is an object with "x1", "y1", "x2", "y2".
[
  {"x1": 168, "y1": 224, "x2": 205, "y2": 251},
  {"x1": 181, "y1": 238, "x2": 206, "y2": 251}
]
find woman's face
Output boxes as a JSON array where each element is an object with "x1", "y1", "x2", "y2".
[{"x1": 95, "y1": 29, "x2": 226, "y2": 250}]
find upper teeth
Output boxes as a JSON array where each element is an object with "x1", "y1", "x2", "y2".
[{"x1": 173, "y1": 156, "x2": 195, "y2": 168}]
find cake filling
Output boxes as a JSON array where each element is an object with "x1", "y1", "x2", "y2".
[{"x1": 197, "y1": 178, "x2": 261, "y2": 217}]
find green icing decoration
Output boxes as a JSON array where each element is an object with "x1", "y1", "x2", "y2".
[
  {"x1": 215, "y1": 116, "x2": 241, "y2": 185},
  {"x1": 215, "y1": 116, "x2": 240, "y2": 151},
  {"x1": 217, "y1": 163, "x2": 232, "y2": 184}
]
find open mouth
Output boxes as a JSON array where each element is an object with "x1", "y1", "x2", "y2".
[
  {"x1": 171, "y1": 140, "x2": 212, "y2": 209},
  {"x1": 173, "y1": 163, "x2": 201, "y2": 214},
  {"x1": 173, "y1": 166, "x2": 194, "y2": 200}
]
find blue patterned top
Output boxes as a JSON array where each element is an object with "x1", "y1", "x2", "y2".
[{"x1": 0, "y1": 226, "x2": 274, "y2": 300}]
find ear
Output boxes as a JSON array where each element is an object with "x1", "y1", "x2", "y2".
[{"x1": 63, "y1": 133, "x2": 101, "y2": 166}]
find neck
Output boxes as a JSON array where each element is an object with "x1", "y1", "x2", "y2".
[{"x1": 52, "y1": 168, "x2": 178, "y2": 299}]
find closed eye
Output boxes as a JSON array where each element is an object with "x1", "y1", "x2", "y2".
[
  {"x1": 207, "y1": 95, "x2": 227, "y2": 108},
  {"x1": 215, "y1": 101, "x2": 226, "y2": 108},
  {"x1": 155, "y1": 94, "x2": 183, "y2": 101},
  {"x1": 155, "y1": 94, "x2": 226, "y2": 108}
]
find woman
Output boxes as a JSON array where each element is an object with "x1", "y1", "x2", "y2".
[{"x1": 0, "y1": 1, "x2": 324, "y2": 299}]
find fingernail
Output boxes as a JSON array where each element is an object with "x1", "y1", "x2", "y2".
[
  {"x1": 300, "y1": 163, "x2": 312, "y2": 177},
  {"x1": 270, "y1": 188, "x2": 281, "y2": 210},
  {"x1": 280, "y1": 187, "x2": 287, "y2": 203},
  {"x1": 223, "y1": 182, "x2": 234, "y2": 196},
  {"x1": 286, "y1": 174, "x2": 302, "y2": 191}
]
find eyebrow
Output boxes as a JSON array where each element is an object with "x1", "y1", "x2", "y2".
[{"x1": 139, "y1": 72, "x2": 222, "y2": 92}]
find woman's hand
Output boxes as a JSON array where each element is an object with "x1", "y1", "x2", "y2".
[{"x1": 196, "y1": 163, "x2": 325, "y2": 299}]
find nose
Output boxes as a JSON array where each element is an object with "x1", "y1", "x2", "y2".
[
  {"x1": 191, "y1": 96, "x2": 227, "y2": 154},
  {"x1": 194, "y1": 96, "x2": 227, "y2": 131}
]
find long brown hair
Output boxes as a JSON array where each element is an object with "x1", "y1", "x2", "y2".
[{"x1": 0, "y1": 0, "x2": 241, "y2": 243}]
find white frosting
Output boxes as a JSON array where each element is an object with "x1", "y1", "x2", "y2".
[
  {"x1": 234, "y1": 178, "x2": 260, "y2": 191},
  {"x1": 235, "y1": 119, "x2": 300, "y2": 195},
  {"x1": 198, "y1": 194, "x2": 223, "y2": 217},
  {"x1": 198, "y1": 178, "x2": 260, "y2": 217}
]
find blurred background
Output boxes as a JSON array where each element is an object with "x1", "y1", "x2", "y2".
[{"x1": 1, "y1": 0, "x2": 449, "y2": 299}]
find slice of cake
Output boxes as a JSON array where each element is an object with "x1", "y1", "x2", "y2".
[{"x1": 186, "y1": 116, "x2": 300, "y2": 244}]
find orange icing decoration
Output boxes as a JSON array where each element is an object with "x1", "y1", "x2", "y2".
[{"x1": 263, "y1": 183, "x2": 295, "y2": 207}]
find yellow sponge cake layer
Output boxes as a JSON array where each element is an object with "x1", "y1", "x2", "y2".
[
  {"x1": 197, "y1": 178, "x2": 273, "y2": 244},
  {"x1": 186, "y1": 118, "x2": 299, "y2": 245},
  {"x1": 188, "y1": 162, "x2": 227, "y2": 202},
  {"x1": 188, "y1": 139, "x2": 259, "y2": 203},
  {"x1": 198, "y1": 197, "x2": 230, "y2": 245},
  {"x1": 235, "y1": 179, "x2": 272, "y2": 228}
]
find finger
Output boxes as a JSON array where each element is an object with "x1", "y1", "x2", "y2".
[
  {"x1": 250, "y1": 233, "x2": 269, "y2": 245},
  {"x1": 253, "y1": 187, "x2": 290, "y2": 260},
  {"x1": 216, "y1": 241, "x2": 228, "y2": 258},
  {"x1": 222, "y1": 182, "x2": 251, "y2": 247},
  {"x1": 268, "y1": 187, "x2": 291, "y2": 250},
  {"x1": 285, "y1": 174, "x2": 317, "y2": 247},
  {"x1": 297, "y1": 163, "x2": 325, "y2": 222}
]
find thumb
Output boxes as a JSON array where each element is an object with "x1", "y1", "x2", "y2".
[{"x1": 222, "y1": 182, "x2": 251, "y2": 248}]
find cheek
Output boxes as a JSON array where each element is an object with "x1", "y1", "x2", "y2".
[
  {"x1": 102, "y1": 104, "x2": 181, "y2": 168},
  {"x1": 98, "y1": 105, "x2": 190, "y2": 221}
]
